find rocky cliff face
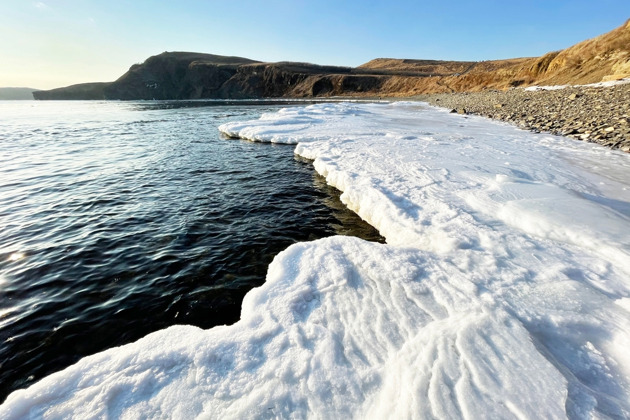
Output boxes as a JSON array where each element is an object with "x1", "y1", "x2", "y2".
[
  {"x1": 102, "y1": 52, "x2": 259, "y2": 100},
  {"x1": 34, "y1": 19, "x2": 630, "y2": 100}
]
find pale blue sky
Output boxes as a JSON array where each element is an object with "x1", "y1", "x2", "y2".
[{"x1": 1, "y1": 0, "x2": 628, "y2": 89}]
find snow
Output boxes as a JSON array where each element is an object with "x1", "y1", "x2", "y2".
[
  {"x1": 524, "y1": 78, "x2": 630, "y2": 91},
  {"x1": 2, "y1": 102, "x2": 630, "y2": 419}
]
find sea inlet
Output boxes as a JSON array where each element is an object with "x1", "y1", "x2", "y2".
[{"x1": 0, "y1": 100, "x2": 382, "y2": 401}]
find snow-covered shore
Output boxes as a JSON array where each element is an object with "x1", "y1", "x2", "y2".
[
  {"x1": 2, "y1": 102, "x2": 630, "y2": 419},
  {"x1": 417, "y1": 83, "x2": 630, "y2": 152}
]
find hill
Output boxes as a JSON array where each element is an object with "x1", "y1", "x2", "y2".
[
  {"x1": 359, "y1": 18, "x2": 630, "y2": 95},
  {"x1": 33, "y1": 19, "x2": 630, "y2": 100},
  {"x1": 32, "y1": 83, "x2": 109, "y2": 100}
]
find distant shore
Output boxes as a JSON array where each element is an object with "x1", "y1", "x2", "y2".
[{"x1": 414, "y1": 82, "x2": 630, "y2": 152}]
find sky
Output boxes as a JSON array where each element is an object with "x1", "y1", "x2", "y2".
[{"x1": 1, "y1": 0, "x2": 629, "y2": 90}]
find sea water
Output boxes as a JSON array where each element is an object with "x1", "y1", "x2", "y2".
[{"x1": 0, "y1": 100, "x2": 382, "y2": 401}]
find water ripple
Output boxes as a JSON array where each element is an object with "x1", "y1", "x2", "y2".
[{"x1": 0, "y1": 100, "x2": 382, "y2": 401}]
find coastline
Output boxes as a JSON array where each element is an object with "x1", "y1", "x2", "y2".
[
  {"x1": 412, "y1": 82, "x2": 630, "y2": 152},
  {"x1": 2, "y1": 101, "x2": 630, "y2": 418}
]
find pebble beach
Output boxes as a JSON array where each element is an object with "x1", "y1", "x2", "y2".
[{"x1": 417, "y1": 81, "x2": 630, "y2": 152}]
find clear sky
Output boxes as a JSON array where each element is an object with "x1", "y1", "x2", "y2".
[{"x1": 1, "y1": 0, "x2": 629, "y2": 89}]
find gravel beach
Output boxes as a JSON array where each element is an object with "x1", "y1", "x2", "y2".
[{"x1": 416, "y1": 82, "x2": 630, "y2": 152}]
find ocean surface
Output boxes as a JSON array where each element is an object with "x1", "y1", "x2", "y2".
[{"x1": 0, "y1": 100, "x2": 383, "y2": 401}]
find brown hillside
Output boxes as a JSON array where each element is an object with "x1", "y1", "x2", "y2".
[
  {"x1": 356, "y1": 19, "x2": 630, "y2": 95},
  {"x1": 358, "y1": 59, "x2": 476, "y2": 75},
  {"x1": 533, "y1": 18, "x2": 630, "y2": 84}
]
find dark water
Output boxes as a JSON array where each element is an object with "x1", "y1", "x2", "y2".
[{"x1": 0, "y1": 100, "x2": 383, "y2": 402}]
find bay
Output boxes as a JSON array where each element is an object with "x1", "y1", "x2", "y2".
[{"x1": 0, "y1": 100, "x2": 382, "y2": 401}]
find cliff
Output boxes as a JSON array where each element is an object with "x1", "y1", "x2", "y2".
[
  {"x1": 102, "y1": 52, "x2": 260, "y2": 100},
  {"x1": 34, "y1": 19, "x2": 630, "y2": 100}
]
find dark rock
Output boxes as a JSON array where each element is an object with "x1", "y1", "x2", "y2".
[
  {"x1": 103, "y1": 52, "x2": 258, "y2": 100},
  {"x1": 34, "y1": 52, "x2": 390, "y2": 100}
]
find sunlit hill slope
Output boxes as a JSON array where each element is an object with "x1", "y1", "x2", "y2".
[{"x1": 33, "y1": 19, "x2": 630, "y2": 100}]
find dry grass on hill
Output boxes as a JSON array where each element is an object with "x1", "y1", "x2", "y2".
[{"x1": 357, "y1": 19, "x2": 630, "y2": 95}]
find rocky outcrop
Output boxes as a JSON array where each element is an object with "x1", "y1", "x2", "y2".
[
  {"x1": 36, "y1": 52, "x2": 393, "y2": 100},
  {"x1": 33, "y1": 19, "x2": 630, "y2": 100},
  {"x1": 102, "y1": 52, "x2": 259, "y2": 100},
  {"x1": 215, "y1": 62, "x2": 353, "y2": 98}
]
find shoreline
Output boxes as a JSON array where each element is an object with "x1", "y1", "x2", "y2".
[
  {"x1": 18, "y1": 88, "x2": 630, "y2": 153},
  {"x1": 3, "y1": 101, "x2": 629, "y2": 418},
  {"x1": 411, "y1": 82, "x2": 630, "y2": 152}
]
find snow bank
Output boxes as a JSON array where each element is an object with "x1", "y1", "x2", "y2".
[
  {"x1": 3, "y1": 102, "x2": 630, "y2": 419},
  {"x1": 524, "y1": 78, "x2": 630, "y2": 91}
]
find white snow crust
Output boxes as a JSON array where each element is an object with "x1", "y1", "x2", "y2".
[
  {"x1": 2, "y1": 102, "x2": 630, "y2": 419},
  {"x1": 524, "y1": 78, "x2": 630, "y2": 91}
]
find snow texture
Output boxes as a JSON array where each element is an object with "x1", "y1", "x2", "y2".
[
  {"x1": 524, "y1": 78, "x2": 630, "y2": 91},
  {"x1": 2, "y1": 102, "x2": 630, "y2": 419}
]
